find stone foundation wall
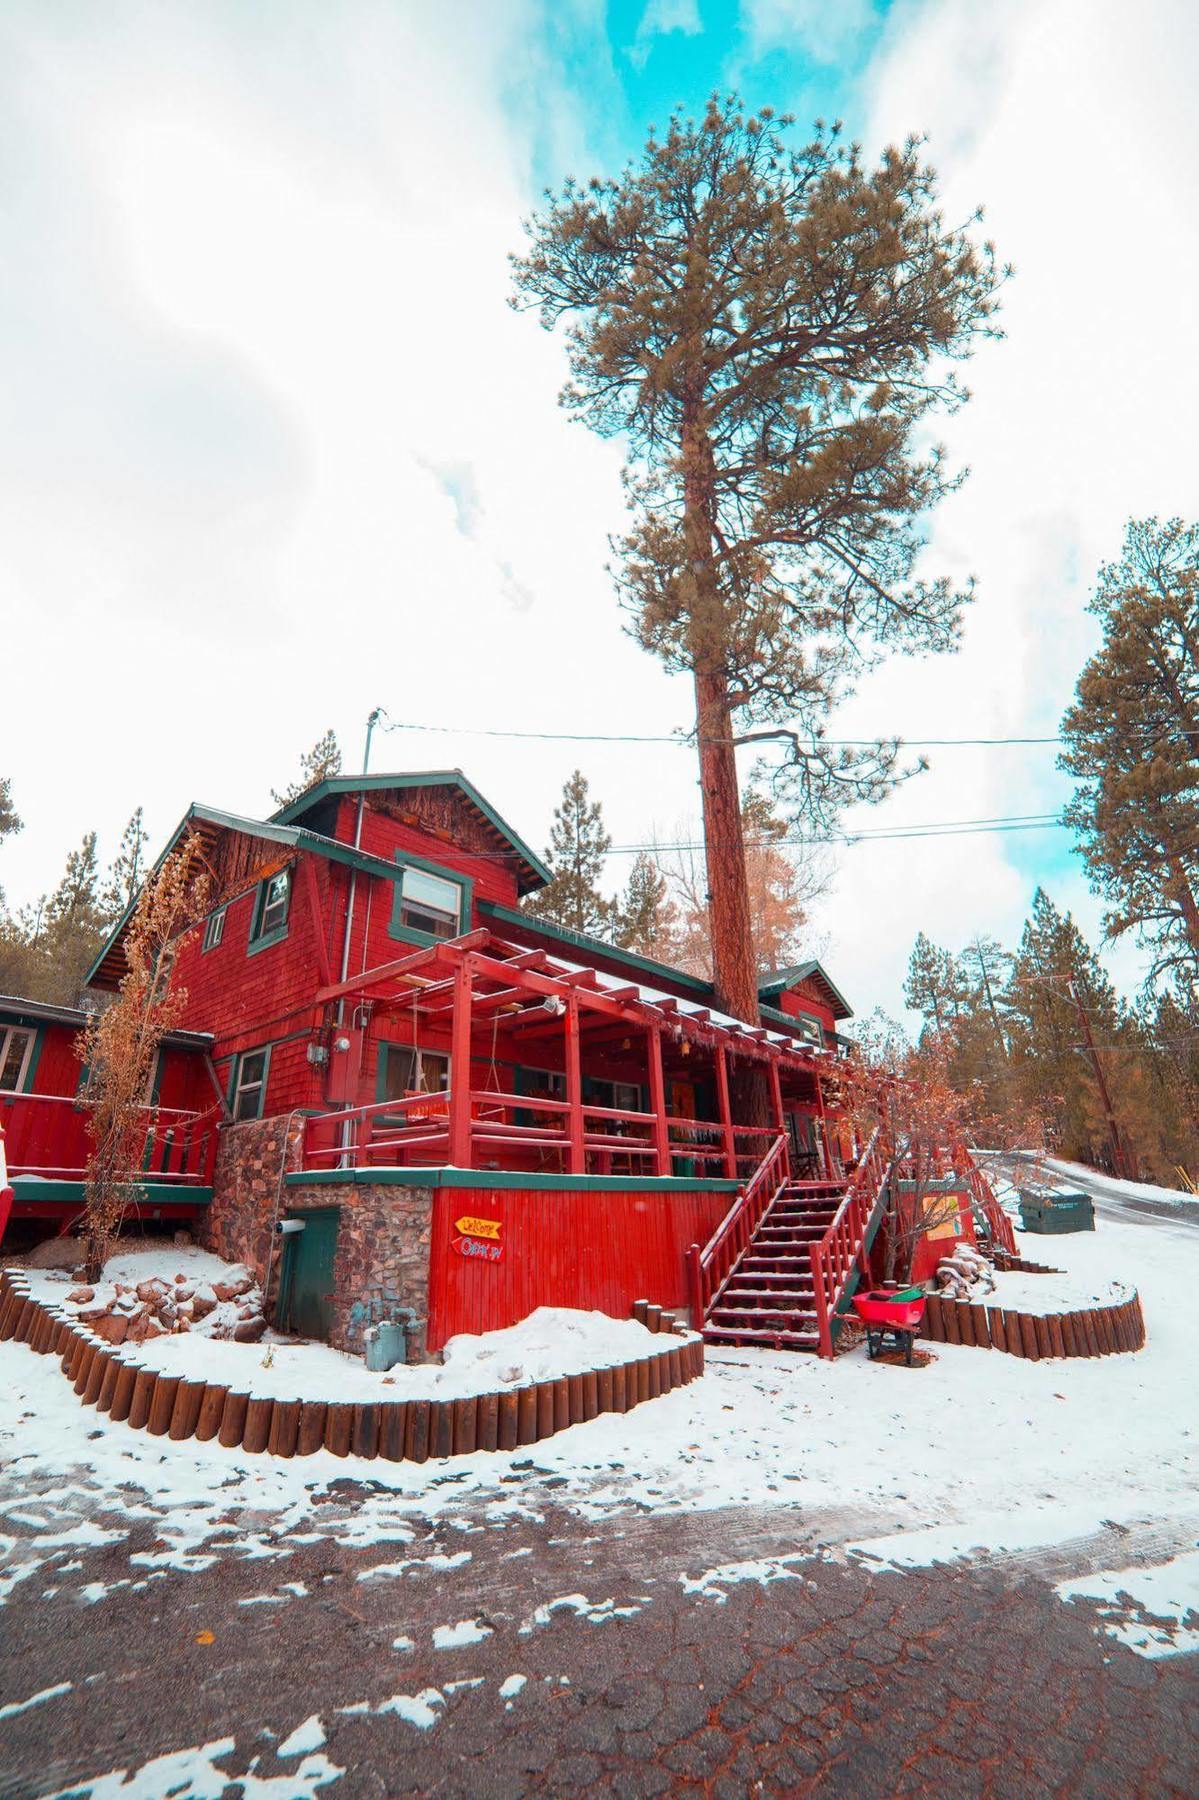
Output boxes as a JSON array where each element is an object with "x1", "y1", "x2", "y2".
[
  {"x1": 284, "y1": 1182, "x2": 434, "y2": 1361},
  {"x1": 204, "y1": 1115, "x2": 306, "y2": 1290}
]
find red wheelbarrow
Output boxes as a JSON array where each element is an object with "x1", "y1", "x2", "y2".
[{"x1": 852, "y1": 1288, "x2": 927, "y2": 1366}]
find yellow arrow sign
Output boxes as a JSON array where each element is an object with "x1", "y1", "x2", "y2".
[{"x1": 455, "y1": 1215, "x2": 502, "y2": 1242}]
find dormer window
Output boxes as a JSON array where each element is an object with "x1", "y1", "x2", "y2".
[
  {"x1": 390, "y1": 854, "x2": 471, "y2": 946},
  {"x1": 249, "y1": 867, "x2": 291, "y2": 952}
]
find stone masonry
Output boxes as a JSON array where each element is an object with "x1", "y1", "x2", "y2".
[
  {"x1": 203, "y1": 1114, "x2": 306, "y2": 1295},
  {"x1": 283, "y1": 1182, "x2": 434, "y2": 1361}
]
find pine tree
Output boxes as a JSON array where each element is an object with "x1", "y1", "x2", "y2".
[
  {"x1": 1060, "y1": 518, "x2": 1199, "y2": 988},
  {"x1": 524, "y1": 771, "x2": 615, "y2": 938},
  {"x1": 903, "y1": 933, "x2": 959, "y2": 1033},
  {"x1": 102, "y1": 807, "x2": 150, "y2": 923},
  {"x1": 39, "y1": 831, "x2": 110, "y2": 1005},
  {"x1": 617, "y1": 853, "x2": 679, "y2": 961},
  {"x1": 0, "y1": 776, "x2": 21, "y2": 910},
  {"x1": 958, "y1": 933, "x2": 1012, "y2": 1059},
  {"x1": 272, "y1": 729, "x2": 343, "y2": 810},
  {"x1": 513, "y1": 97, "x2": 1003, "y2": 1020}
]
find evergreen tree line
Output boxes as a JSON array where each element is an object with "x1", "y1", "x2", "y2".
[
  {"x1": 903, "y1": 892, "x2": 1199, "y2": 1184},
  {"x1": 523, "y1": 770, "x2": 828, "y2": 983}
]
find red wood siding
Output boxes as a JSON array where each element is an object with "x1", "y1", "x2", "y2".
[
  {"x1": 773, "y1": 986, "x2": 835, "y2": 1037},
  {"x1": 425, "y1": 1183, "x2": 732, "y2": 1349}
]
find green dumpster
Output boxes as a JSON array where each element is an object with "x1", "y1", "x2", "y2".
[{"x1": 1016, "y1": 1186, "x2": 1095, "y2": 1234}]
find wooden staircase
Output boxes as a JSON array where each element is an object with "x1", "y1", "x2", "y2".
[{"x1": 702, "y1": 1180, "x2": 845, "y2": 1352}]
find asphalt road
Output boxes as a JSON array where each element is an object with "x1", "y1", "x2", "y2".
[{"x1": 2, "y1": 1474, "x2": 1196, "y2": 1800}]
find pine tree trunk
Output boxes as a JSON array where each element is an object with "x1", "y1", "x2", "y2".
[{"x1": 681, "y1": 391, "x2": 759, "y2": 1027}]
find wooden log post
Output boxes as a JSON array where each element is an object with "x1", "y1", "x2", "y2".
[
  {"x1": 552, "y1": 1378, "x2": 569, "y2": 1432},
  {"x1": 516, "y1": 1386, "x2": 537, "y2": 1446},
  {"x1": 297, "y1": 1400, "x2": 329, "y2": 1457},
  {"x1": 1019, "y1": 1313, "x2": 1040, "y2": 1361},
  {"x1": 969, "y1": 1304, "x2": 990, "y2": 1348},
  {"x1": 453, "y1": 1396, "x2": 478, "y2": 1456},
  {"x1": 596, "y1": 1366, "x2": 614, "y2": 1415},
  {"x1": 476, "y1": 1391, "x2": 499, "y2": 1452},
  {"x1": 403, "y1": 1399, "x2": 430, "y2": 1463},
  {"x1": 194, "y1": 1384, "x2": 229, "y2": 1443},
  {"x1": 535, "y1": 1382, "x2": 555, "y2": 1440},
  {"x1": 1081, "y1": 1309, "x2": 1101, "y2": 1358},
  {"x1": 325, "y1": 1402, "x2": 354, "y2": 1458},
  {"x1": 581, "y1": 1370, "x2": 599, "y2": 1420},
  {"x1": 110, "y1": 1361, "x2": 139, "y2": 1424},
  {"x1": 147, "y1": 1374, "x2": 182, "y2": 1437},
  {"x1": 218, "y1": 1391, "x2": 250, "y2": 1448},
  {"x1": 497, "y1": 1389, "x2": 519, "y2": 1451},
  {"x1": 1060, "y1": 1313, "x2": 1079, "y2": 1357},
  {"x1": 430, "y1": 1401, "x2": 454, "y2": 1460},
  {"x1": 169, "y1": 1379, "x2": 206, "y2": 1441},
  {"x1": 988, "y1": 1308, "x2": 1007, "y2": 1354},
  {"x1": 83, "y1": 1348, "x2": 109, "y2": 1407},
  {"x1": 943, "y1": 1302, "x2": 962, "y2": 1347},
  {"x1": 96, "y1": 1355, "x2": 122, "y2": 1413},
  {"x1": 567, "y1": 1374, "x2": 585, "y2": 1423},
  {"x1": 1047, "y1": 1315, "x2": 1067, "y2": 1360},
  {"x1": 270, "y1": 1399, "x2": 302, "y2": 1459},
  {"x1": 1033, "y1": 1315, "x2": 1053, "y2": 1359},
  {"x1": 129, "y1": 1367, "x2": 159, "y2": 1430},
  {"x1": 645, "y1": 1304, "x2": 661, "y2": 1335},
  {"x1": 378, "y1": 1403, "x2": 407, "y2": 1462},
  {"x1": 352, "y1": 1403, "x2": 380, "y2": 1460},
  {"x1": 636, "y1": 1358, "x2": 651, "y2": 1405},
  {"x1": 242, "y1": 1397, "x2": 274, "y2": 1454}
]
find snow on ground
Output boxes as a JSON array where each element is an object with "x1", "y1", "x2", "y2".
[
  {"x1": 980, "y1": 1267, "x2": 1129, "y2": 1315},
  {"x1": 1043, "y1": 1157, "x2": 1197, "y2": 1208},
  {"x1": 1056, "y1": 1548, "x2": 1199, "y2": 1658},
  {"x1": 2, "y1": 1191, "x2": 1197, "y2": 1644},
  {"x1": 38, "y1": 1735, "x2": 344, "y2": 1799}
]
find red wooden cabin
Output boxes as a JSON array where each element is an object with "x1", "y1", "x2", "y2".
[{"x1": 4, "y1": 771, "x2": 881, "y2": 1357}]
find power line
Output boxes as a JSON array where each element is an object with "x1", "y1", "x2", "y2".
[{"x1": 378, "y1": 717, "x2": 1065, "y2": 750}]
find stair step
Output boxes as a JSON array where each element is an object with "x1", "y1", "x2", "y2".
[
  {"x1": 724, "y1": 1275, "x2": 814, "y2": 1290},
  {"x1": 703, "y1": 1324, "x2": 820, "y2": 1350},
  {"x1": 710, "y1": 1307, "x2": 818, "y2": 1330}
]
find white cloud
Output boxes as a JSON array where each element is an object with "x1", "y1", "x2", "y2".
[
  {"x1": 742, "y1": 0, "x2": 879, "y2": 64},
  {"x1": 629, "y1": 0, "x2": 703, "y2": 72},
  {"x1": 805, "y1": 0, "x2": 1199, "y2": 1017}
]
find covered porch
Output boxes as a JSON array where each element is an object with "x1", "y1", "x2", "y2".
[{"x1": 301, "y1": 928, "x2": 848, "y2": 1185}]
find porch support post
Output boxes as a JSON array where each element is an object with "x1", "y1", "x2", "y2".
[
  {"x1": 449, "y1": 956, "x2": 474, "y2": 1169},
  {"x1": 565, "y1": 995, "x2": 585, "y2": 1176},
  {"x1": 768, "y1": 1057, "x2": 787, "y2": 1170},
  {"x1": 646, "y1": 1025, "x2": 670, "y2": 1178},
  {"x1": 816, "y1": 1071, "x2": 834, "y2": 1176},
  {"x1": 714, "y1": 1044, "x2": 737, "y2": 1179}
]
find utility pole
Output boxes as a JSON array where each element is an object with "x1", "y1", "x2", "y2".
[{"x1": 1069, "y1": 980, "x2": 1131, "y2": 1179}]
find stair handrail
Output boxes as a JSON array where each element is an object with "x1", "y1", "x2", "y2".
[
  {"x1": 808, "y1": 1125, "x2": 889, "y2": 1359},
  {"x1": 686, "y1": 1132, "x2": 789, "y2": 1325},
  {"x1": 949, "y1": 1134, "x2": 1018, "y2": 1255}
]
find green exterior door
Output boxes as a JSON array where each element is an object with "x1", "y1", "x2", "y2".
[{"x1": 282, "y1": 1208, "x2": 340, "y2": 1340}]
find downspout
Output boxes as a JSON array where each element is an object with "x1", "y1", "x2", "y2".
[{"x1": 336, "y1": 709, "x2": 381, "y2": 1162}]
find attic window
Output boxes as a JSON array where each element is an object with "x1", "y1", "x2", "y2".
[
  {"x1": 399, "y1": 867, "x2": 460, "y2": 938},
  {"x1": 202, "y1": 907, "x2": 226, "y2": 952},
  {"x1": 0, "y1": 1026, "x2": 35, "y2": 1093},
  {"x1": 249, "y1": 869, "x2": 291, "y2": 950}
]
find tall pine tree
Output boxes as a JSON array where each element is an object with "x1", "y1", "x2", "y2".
[
  {"x1": 1060, "y1": 517, "x2": 1199, "y2": 987},
  {"x1": 617, "y1": 853, "x2": 678, "y2": 961},
  {"x1": 272, "y1": 729, "x2": 343, "y2": 810},
  {"x1": 524, "y1": 771, "x2": 615, "y2": 938},
  {"x1": 513, "y1": 97, "x2": 1003, "y2": 1020}
]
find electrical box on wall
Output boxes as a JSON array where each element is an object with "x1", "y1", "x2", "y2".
[{"x1": 326, "y1": 1026, "x2": 364, "y2": 1105}]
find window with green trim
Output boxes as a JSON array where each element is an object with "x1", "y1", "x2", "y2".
[
  {"x1": 202, "y1": 906, "x2": 227, "y2": 951},
  {"x1": 230, "y1": 1047, "x2": 270, "y2": 1121},
  {"x1": 249, "y1": 869, "x2": 291, "y2": 951},
  {"x1": 0, "y1": 1025, "x2": 35, "y2": 1093},
  {"x1": 388, "y1": 853, "x2": 471, "y2": 946}
]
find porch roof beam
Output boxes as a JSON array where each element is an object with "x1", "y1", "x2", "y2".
[{"x1": 314, "y1": 928, "x2": 492, "y2": 1005}]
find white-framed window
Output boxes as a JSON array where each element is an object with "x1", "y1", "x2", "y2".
[
  {"x1": 381, "y1": 1046, "x2": 449, "y2": 1100},
  {"x1": 792, "y1": 1013, "x2": 824, "y2": 1047},
  {"x1": 202, "y1": 907, "x2": 227, "y2": 951},
  {"x1": 231, "y1": 1048, "x2": 269, "y2": 1121},
  {"x1": 397, "y1": 866, "x2": 461, "y2": 940},
  {"x1": 248, "y1": 868, "x2": 291, "y2": 950},
  {"x1": 0, "y1": 1025, "x2": 35, "y2": 1093}
]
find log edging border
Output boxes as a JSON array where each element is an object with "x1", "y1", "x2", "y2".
[
  {"x1": 0, "y1": 1271, "x2": 704, "y2": 1462},
  {"x1": 920, "y1": 1286, "x2": 1145, "y2": 1358}
]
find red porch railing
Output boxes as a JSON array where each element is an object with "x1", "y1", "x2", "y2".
[
  {"x1": 0, "y1": 1093, "x2": 220, "y2": 1186},
  {"x1": 686, "y1": 1132, "x2": 790, "y2": 1324},
  {"x1": 950, "y1": 1135, "x2": 1018, "y2": 1255},
  {"x1": 808, "y1": 1126, "x2": 889, "y2": 1359},
  {"x1": 301, "y1": 1087, "x2": 779, "y2": 1180}
]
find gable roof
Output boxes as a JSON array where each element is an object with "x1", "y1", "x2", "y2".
[
  {"x1": 85, "y1": 802, "x2": 412, "y2": 990},
  {"x1": 271, "y1": 771, "x2": 550, "y2": 895},
  {"x1": 758, "y1": 960, "x2": 853, "y2": 1021}
]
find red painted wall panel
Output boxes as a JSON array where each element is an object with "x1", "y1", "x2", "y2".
[{"x1": 425, "y1": 1184, "x2": 732, "y2": 1349}]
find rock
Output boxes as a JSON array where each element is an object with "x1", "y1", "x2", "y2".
[
  {"x1": 232, "y1": 1316, "x2": 267, "y2": 1343},
  {"x1": 67, "y1": 1286, "x2": 95, "y2": 1304},
  {"x1": 136, "y1": 1278, "x2": 169, "y2": 1304},
  {"x1": 174, "y1": 1283, "x2": 195, "y2": 1302},
  {"x1": 173, "y1": 1229, "x2": 192, "y2": 1247},
  {"x1": 190, "y1": 1286, "x2": 217, "y2": 1320},
  {"x1": 93, "y1": 1313, "x2": 129, "y2": 1346},
  {"x1": 77, "y1": 1303, "x2": 110, "y2": 1324},
  {"x1": 174, "y1": 1315, "x2": 191, "y2": 1333}
]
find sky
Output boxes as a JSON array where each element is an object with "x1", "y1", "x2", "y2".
[{"x1": 2, "y1": 0, "x2": 1197, "y2": 1025}]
